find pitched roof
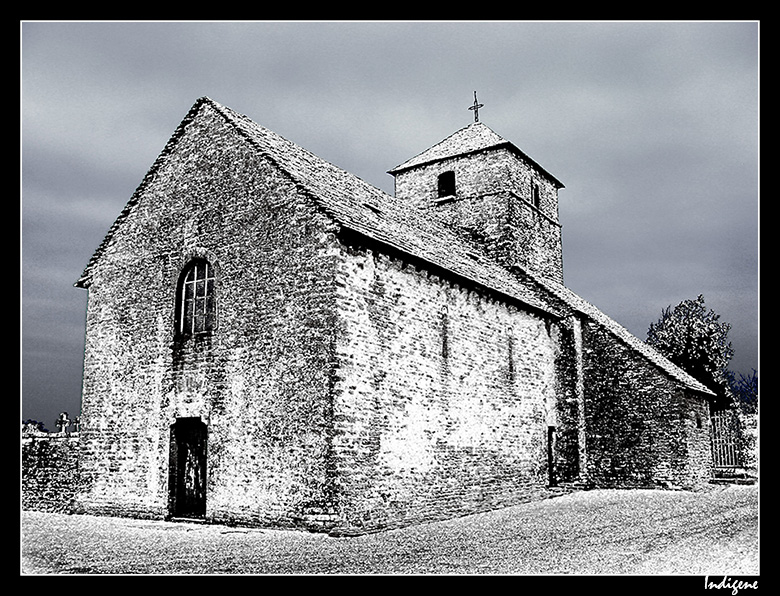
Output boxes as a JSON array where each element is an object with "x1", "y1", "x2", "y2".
[
  {"x1": 534, "y1": 278, "x2": 714, "y2": 395},
  {"x1": 388, "y1": 121, "x2": 565, "y2": 189},
  {"x1": 75, "y1": 97, "x2": 557, "y2": 317},
  {"x1": 76, "y1": 96, "x2": 712, "y2": 396}
]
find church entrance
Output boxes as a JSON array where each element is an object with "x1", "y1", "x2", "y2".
[{"x1": 169, "y1": 417, "x2": 208, "y2": 518}]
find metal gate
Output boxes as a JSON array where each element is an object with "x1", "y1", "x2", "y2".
[{"x1": 710, "y1": 410, "x2": 742, "y2": 469}]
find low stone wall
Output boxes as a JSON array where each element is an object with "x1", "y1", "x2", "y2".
[
  {"x1": 22, "y1": 432, "x2": 81, "y2": 513},
  {"x1": 739, "y1": 412, "x2": 758, "y2": 473}
]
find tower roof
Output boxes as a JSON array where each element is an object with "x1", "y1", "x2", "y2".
[{"x1": 388, "y1": 121, "x2": 564, "y2": 189}]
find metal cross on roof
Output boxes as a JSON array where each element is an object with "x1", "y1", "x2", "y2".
[{"x1": 468, "y1": 91, "x2": 484, "y2": 122}]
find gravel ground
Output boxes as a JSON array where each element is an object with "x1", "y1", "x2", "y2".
[{"x1": 21, "y1": 484, "x2": 758, "y2": 575}]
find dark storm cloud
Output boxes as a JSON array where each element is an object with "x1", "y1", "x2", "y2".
[{"x1": 21, "y1": 21, "x2": 758, "y2": 426}]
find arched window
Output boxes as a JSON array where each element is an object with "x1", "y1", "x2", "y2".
[
  {"x1": 176, "y1": 259, "x2": 216, "y2": 337},
  {"x1": 437, "y1": 171, "x2": 456, "y2": 198}
]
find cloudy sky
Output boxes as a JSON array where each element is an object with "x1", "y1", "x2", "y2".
[{"x1": 21, "y1": 21, "x2": 759, "y2": 428}]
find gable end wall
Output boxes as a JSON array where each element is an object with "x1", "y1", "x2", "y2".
[{"x1": 74, "y1": 103, "x2": 342, "y2": 528}]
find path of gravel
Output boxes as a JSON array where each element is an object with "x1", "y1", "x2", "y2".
[{"x1": 21, "y1": 484, "x2": 758, "y2": 575}]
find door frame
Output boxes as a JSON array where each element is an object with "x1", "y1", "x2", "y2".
[{"x1": 168, "y1": 417, "x2": 208, "y2": 518}]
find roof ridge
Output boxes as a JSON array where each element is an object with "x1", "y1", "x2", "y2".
[
  {"x1": 75, "y1": 97, "x2": 710, "y2": 396},
  {"x1": 388, "y1": 121, "x2": 508, "y2": 174},
  {"x1": 75, "y1": 97, "x2": 216, "y2": 287}
]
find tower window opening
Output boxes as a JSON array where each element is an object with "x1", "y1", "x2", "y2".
[
  {"x1": 438, "y1": 171, "x2": 456, "y2": 198},
  {"x1": 532, "y1": 183, "x2": 541, "y2": 208}
]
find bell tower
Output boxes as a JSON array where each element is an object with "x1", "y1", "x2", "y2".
[{"x1": 388, "y1": 95, "x2": 565, "y2": 284}]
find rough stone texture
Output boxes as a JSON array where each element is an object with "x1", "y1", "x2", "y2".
[
  {"x1": 392, "y1": 146, "x2": 564, "y2": 284},
  {"x1": 45, "y1": 97, "x2": 717, "y2": 535},
  {"x1": 327, "y1": 239, "x2": 560, "y2": 534},
  {"x1": 581, "y1": 320, "x2": 712, "y2": 489},
  {"x1": 74, "y1": 103, "x2": 342, "y2": 528},
  {"x1": 739, "y1": 413, "x2": 758, "y2": 471},
  {"x1": 22, "y1": 434, "x2": 81, "y2": 513}
]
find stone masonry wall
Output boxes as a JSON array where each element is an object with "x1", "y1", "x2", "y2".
[
  {"x1": 327, "y1": 235, "x2": 561, "y2": 535},
  {"x1": 74, "y1": 101, "x2": 342, "y2": 529},
  {"x1": 433, "y1": 191, "x2": 564, "y2": 284},
  {"x1": 22, "y1": 434, "x2": 81, "y2": 513},
  {"x1": 393, "y1": 147, "x2": 563, "y2": 283},
  {"x1": 580, "y1": 320, "x2": 712, "y2": 489}
]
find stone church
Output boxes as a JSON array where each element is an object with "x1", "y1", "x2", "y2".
[{"x1": 73, "y1": 96, "x2": 714, "y2": 535}]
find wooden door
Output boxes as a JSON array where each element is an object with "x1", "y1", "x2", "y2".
[{"x1": 170, "y1": 418, "x2": 208, "y2": 518}]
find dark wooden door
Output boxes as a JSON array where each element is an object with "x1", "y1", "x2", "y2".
[
  {"x1": 547, "y1": 426, "x2": 557, "y2": 486},
  {"x1": 170, "y1": 418, "x2": 207, "y2": 518}
]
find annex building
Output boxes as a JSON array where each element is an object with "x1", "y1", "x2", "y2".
[{"x1": 72, "y1": 97, "x2": 714, "y2": 535}]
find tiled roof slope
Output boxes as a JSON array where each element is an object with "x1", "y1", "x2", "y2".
[
  {"x1": 216, "y1": 100, "x2": 557, "y2": 318},
  {"x1": 76, "y1": 97, "x2": 712, "y2": 396},
  {"x1": 388, "y1": 121, "x2": 509, "y2": 172},
  {"x1": 536, "y1": 277, "x2": 713, "y2": 395},
  {"x1": 75, "y1": 98, "x2": 557, "y2": 315},
  {"x1": 388, "y1": 121, "x2": 565, "y2": 189}
]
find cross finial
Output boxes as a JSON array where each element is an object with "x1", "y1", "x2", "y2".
[{"x1": 468, "y1": 91, "x2": 484, "y2": 122}]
